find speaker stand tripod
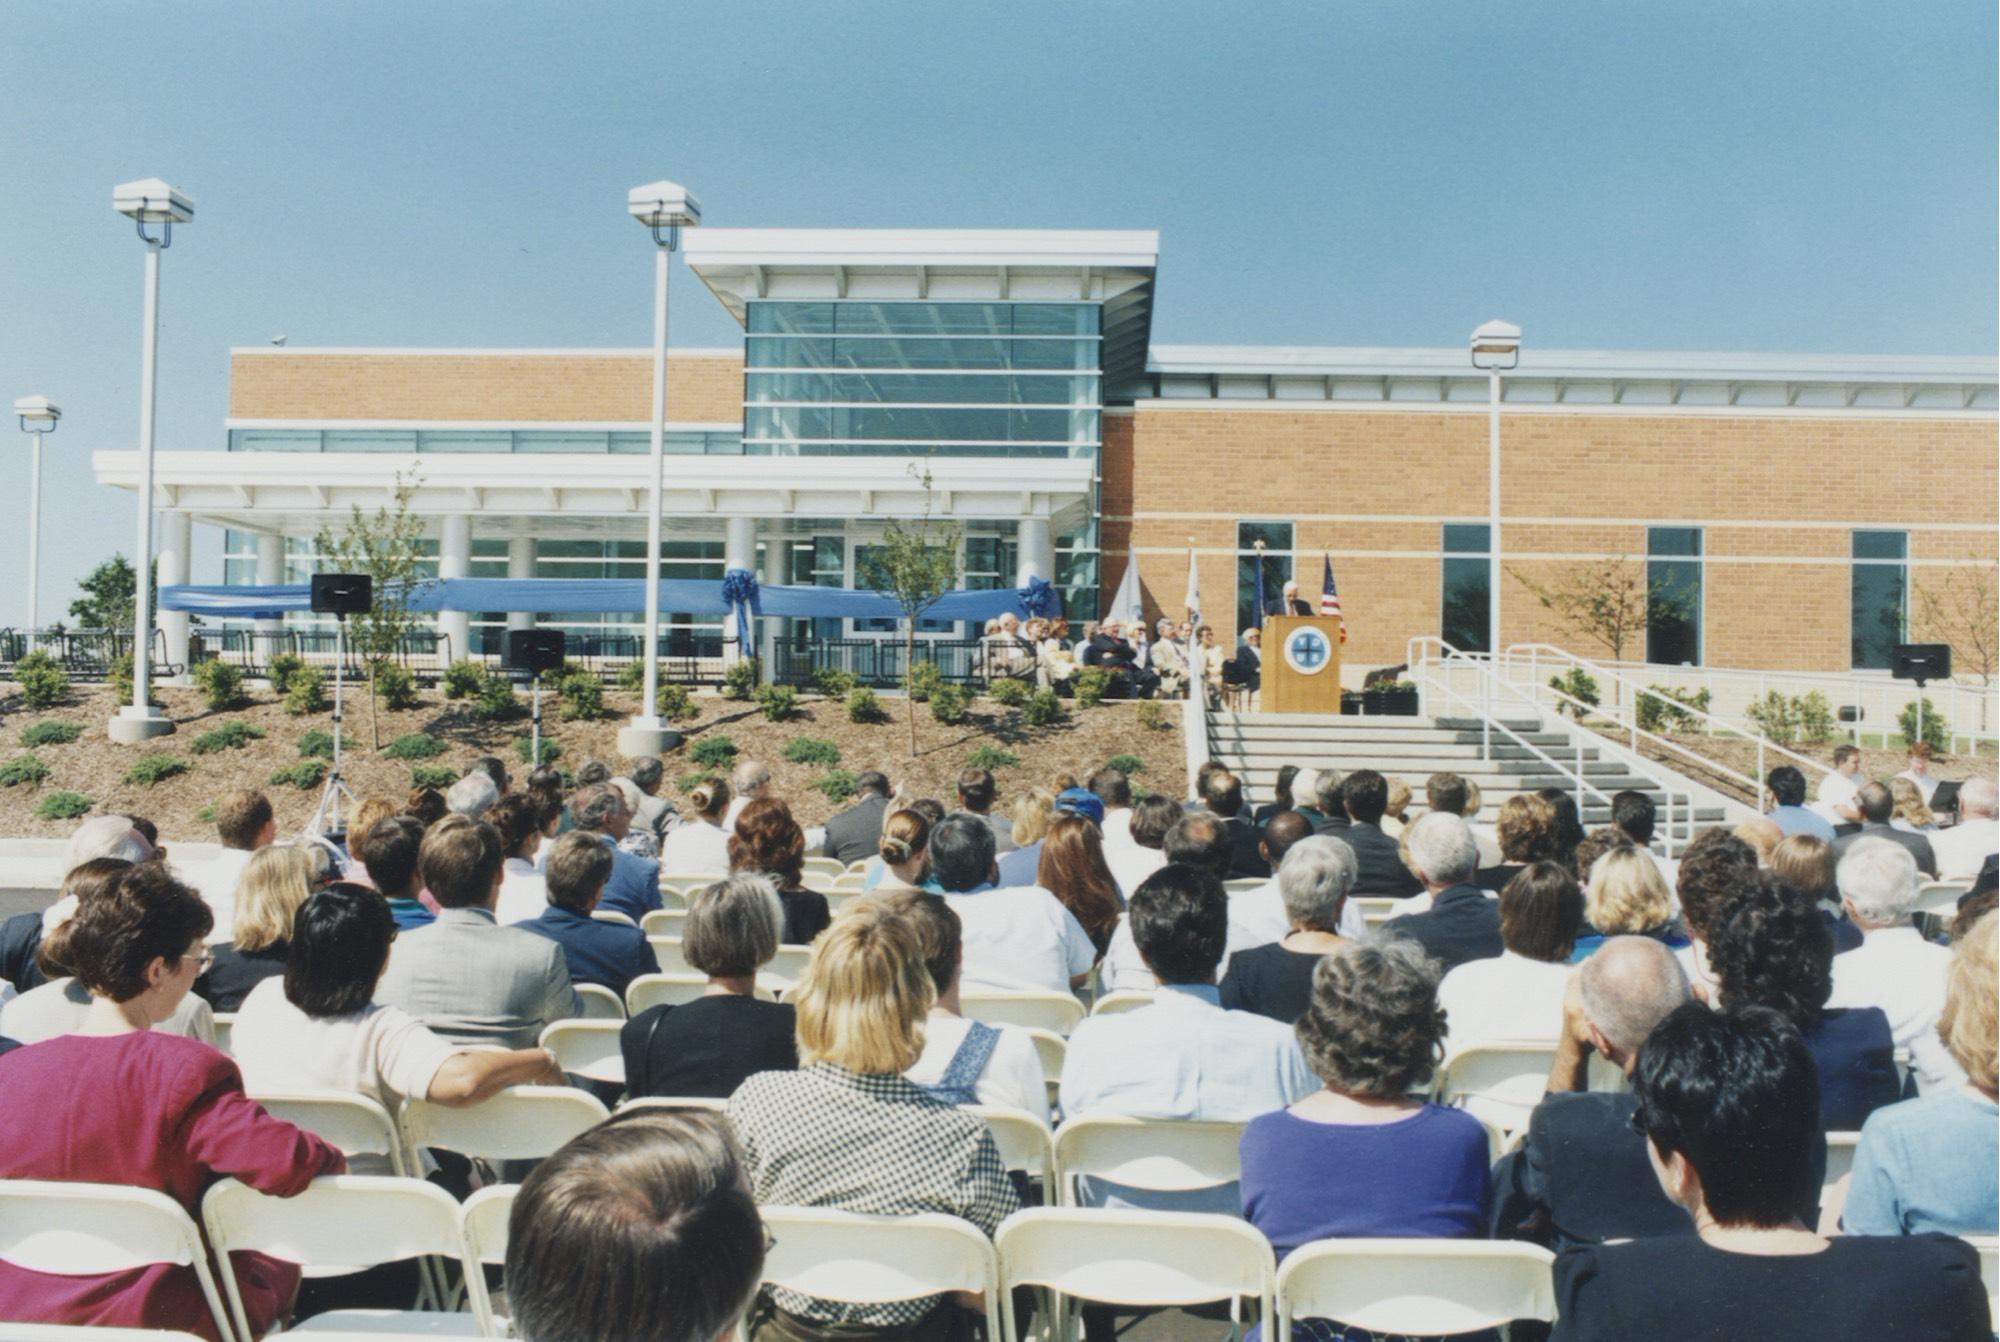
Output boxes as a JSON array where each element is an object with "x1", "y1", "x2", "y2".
[{"x1": 308, "y1": 615, "x2": 361, "y2": 839}]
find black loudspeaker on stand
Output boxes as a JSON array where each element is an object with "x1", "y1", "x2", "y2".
[
  {"x1": 307, "y1": 574, "x2": 373, "y2": 839},
  {"x1": 1892, "y1": 643, "x2": 1952, "y2": 748},
  {"x1": 506, "y1": 630, "x2": 567, "y2": 768}
]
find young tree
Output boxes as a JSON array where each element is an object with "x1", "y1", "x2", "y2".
[
  {"x1": 313, "y1": 473, "x2": 432, "y2": 747},
  {"x1": 1914, "y1": 559, "x2": 1999, "y2": 732},
  {"x1": 69, "y1": 555, "x2": 143, "y2": 631},
  {"x1": 1509, "y1": 556, "x2": 1693, "y2": 708},
  {"x1": 860, "y1": 464, "x2": 961, "y2": 755}
]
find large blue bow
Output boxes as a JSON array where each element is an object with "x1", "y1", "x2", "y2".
[
  {"x1": 720, "y1": 567, "x2": 762, "y2": 653},
  {"x1": 1018, "y1": 574, "x2": 1063, "y2": 619}
]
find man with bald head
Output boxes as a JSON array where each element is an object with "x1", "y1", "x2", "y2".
[{"x1": 1833, "y1": 780, "x2": 1938, "y2": 877}]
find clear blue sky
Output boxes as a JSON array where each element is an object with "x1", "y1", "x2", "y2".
[{"x1": 1, "y1": 0, "x2": 1993, "y2": 626}]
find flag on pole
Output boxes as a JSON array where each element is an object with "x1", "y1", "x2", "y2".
[
  {"x1": 1107, "y1": 549, "x2": 1144, "y2": 627},
  {"x1": 1253, "y1": 549, "x2": 1269, "y2": 626},
  {"x1": 1183, "y1": 544, "x2": 1202, "y2": 626},
  {"x1": 1320, "y1": 554, "x2": 1347, "y2": 644}
]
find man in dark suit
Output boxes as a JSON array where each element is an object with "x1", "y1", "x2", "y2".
[
  {"x1": 1082, "y1": 618, "x2": 1159, "y2": 699},
  {"x1": 1308, "y1": 767, "x2": 1348, "y2": 838},
  {"x1": 1339, "y1": 770, "x2": 1423, "y2": 897},
  {"x1": 1198, "y1": 770, "x2": 1269, "y2": 880},
  {"x1": 1233, "y1": 627, "x2": 1264, "y2": 693},
  {"x1": 1271, "y1": 579, "x2": 1313, "y2": 617},
  {"x1": 1382, "y1": 812, "x2": 1500, "y2": 974},
  {"x1": 1831, "y1": 781, "x2": 1939, "y2": 877},
  {"x1": 820, "y1": 770, "x2": 895, "y2": 864}
]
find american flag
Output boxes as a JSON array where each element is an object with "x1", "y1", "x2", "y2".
[{"x1": 1320, "y1": 554, "x2": 1347, "y2": 643}]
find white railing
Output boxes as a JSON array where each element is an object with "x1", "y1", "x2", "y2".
[
  {"x1": 1183, "y1": 685, "x2": 1211, "y2": 801},
  {"x1": 1407, "y1": 637, "x2": 1703, "y2": 854}
]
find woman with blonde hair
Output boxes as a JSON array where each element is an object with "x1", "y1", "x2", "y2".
[
  {"x1": 660, "y1": 775, "x2": 732, "y2": 877},
  {"x1": 1570, "y1": 843, "x2": 1689, "y2": 962},
  {"x1": 1888, "y1": 776, "x2": 1939, "y2": 833},
  {"x1": 994, "y1": 788, "x2": 1058, "y2": 886},
  {"x1": 729, "y1": 900, "x2": 1017, "y2": 1340},
  {"x1": 196, "y1": 843, "x2": 317, "y2": 1011}
]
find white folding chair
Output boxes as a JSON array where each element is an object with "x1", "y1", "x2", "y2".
[
  {"x1": 403, "y1": 1086, "x2": 610, "y2": 1163},
  {"x1": 1273, "y1": 1239, "x2": 1556, "y2": 1339},
  {"x1": 1089, "y1": 991, "x2": 1155, "y2": 1018},
  {"x1": 1024, "y1": 1027, "x2": 1066, "y2": 1113},
  {"x1": 996, "y1": 1207, "x2": 1275, "y2": 1342},
  {"x1": 1434, "y1": 1042, "x2": 1558, "y2": 1136},
  {"x1": 616, "y1": 1095, "x2": 729, "y2": 1115},
  {"x1": 202, "y1": 1175, "x2": 483, "y2": 1337},
  {"x1": 664, "y1": 872, "x2": 727, "y2": 898},
  {"x1": 968, "y1": 1104, "x2": 1058, "y2": 1196},
  {"x1": 1965, "y1": 1235, "x2": 1999, "y2": 1326},
  {"x1": 1350, "y1": 896, "x2": 1401, "y2": 931},
  {"x1": 961, "y1": 990, "x2": 1087, "y2": 1036},
  {"x1": 832, "y1": 871, "x2": 869, "y2": 894},
  {"x1": 1820, "y1": 1130, "x2": 1863, "y2": 1234},
  {"x1": 250, "y1": 1089, "x2": 413, "y2": 1178},
  {"x1": 541, "y1": 1019, "x2": 627, "y2": 1085},
  {"x1": 626, "y1": 971, "x2": 713, "y2": 1014},
  {"x1": 1052, "y1": 1114, "x2": 1247, "y2": 1207},
  {"x1": 768, "y1": 944, "x2": 814, "y2": 981},
  {"x1": 0, "y1": 1328, "x2": 209, "y2": 1340},
  {"x1": 459, "y1": 1184, "x2": 518, "y2": 1338},
  {"x1": 646, "y1": 935, "x2": 696, "y2": 975},
  {"x1": 803, "y1": 856, "x2": 847, "y2": 882},
  {"x1": 1916, "y1": 880, "x2": 1971, "y2": 915},
  {"x1": 1224, "y1": 878, "x2": 1264, "y2": 895},
  {"x1": 589, "y1": 908, "x2": 638, "y2": 929},
  {"x1": 641, "y1": 908, "x2": 689, "y2": 936},
  {"x1": 574, "y1": 983, "x2": 626, "y2": 1019},
  {"x1": 0, "y1": 1181, "x2": 235, "y2": 1342},
  {"x1": 211, "y1": 1011, "x2": 237, "y2": 1055},
  {"x1": 754, "y1": 1206, "x2": 1001, "y2": 1342}
]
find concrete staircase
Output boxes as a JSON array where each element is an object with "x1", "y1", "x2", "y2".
[{"x1": 1207, "y1": 711, "x2": 1732, "y2": 844}]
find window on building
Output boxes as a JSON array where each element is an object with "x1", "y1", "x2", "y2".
[
  {"x1": 1852, "y1": 531, "x2": 1908, "y2": 670},
  {"x1": 1236, "y1": 522, "x2": 1294, "y2": 633},
  {"x1": 1441, "y1": 524, "x2": 1491, "y2": 654},
  {"x1": 1647, "y1": 527, "x2": 1703, "y2": 666},
  {"x1": 854, "y1": 542, "x2": 957, "y2": 635}
]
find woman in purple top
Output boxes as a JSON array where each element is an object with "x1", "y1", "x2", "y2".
[{"x1": 1240, "y1": 939, "x2": 1490, "y2": 1341}]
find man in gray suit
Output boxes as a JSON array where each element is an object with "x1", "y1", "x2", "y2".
[
  {"x1": 821, "y1": 771, "x2": 895, "y2": 864},
  {"x1": 620, "y1": 756, "x2": 679, "y2": 845},
  {"x1": 377, "y1": 813, "x2": 581, "y2": 1049},
  {"x1": 1832, "y1": 781, "x2": 1939, "y2": 878}
]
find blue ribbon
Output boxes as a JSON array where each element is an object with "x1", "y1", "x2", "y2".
[
  {"x1": 720, "y1": 567, "x2": 762, "y2": 652},
  {"x1": 1018, "y1": 575, "x2": 1062, "y2": 619}
]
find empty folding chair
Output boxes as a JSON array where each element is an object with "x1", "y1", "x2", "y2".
[
  {"x1": 647, "y1": 935, "x2": 697, "y2": 975},
  {"x1": 1023, "y1": 1027, "x2": 1066, "y2": 1114},
  {"x1": 403, "y1": 1086, "x2": 610, "y2": 1164},
  {"x1": 754, "y1": 1206, "x2": 1001, "y2": 1342},
  {"x1": 996, "y1": 1207, "x2": 1275, "y2": 1342},
  {"x1": 1088, "y1": 991, "x2": 1154, "y2": 1018},
  {"x1": 541, "y1": 1019, "x2": 627, "y2": 1085},
  {"x1": 1434, "y1": 1042, "x2": 1559, "y2": 1137},
  {"x1": 590, "y1": 909, "x2": 638, "y2": 929},
  {"x1": 459, "y1": 1184, "x2": 518, "y2": 1337},
  {"x1": 968, "y1": 1104, "x2": 1057, "y2": 1198},
  {"x1": 0, "y1": 1181, "x2": 235, "y2": 1342},
  {"x1": 641, "y1": 908, "x2": 689, "y2": 936},
  {"x1": 211, "y1": 1012, "x2": 237, "y2": 1056},
  {"x1": 1052, "y1": 1114, "x2": 1246, "y2": 1208},
  {"x1": 961, "y1": 991, "x2": 1086, "y2": 1036},
  {"x1": 202, "y1": 1175, "x2": 486, "y2": 1337},
  {"x1": 573, "y1": 983, "x2": 626, "y2": 1020},
  {"x1": 768, "y1": 944, "x2": 814, "y2": 981},
  {"x1": 1272, "y1": 1238, "x2": 1556, "y2": 1340},
  {"x1": 250, "y1": 1089, "x2": 412, "y2": 1178},
  {"x1": 1819, "y1": 1130, "x2": 1862, "y2": 1233},
  {"x1": 626, "y1": 972, "x2": 714, "y2": 1014}
]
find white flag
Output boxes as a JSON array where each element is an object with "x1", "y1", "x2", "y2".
[
  {"x1": 1183, "y1": 545, "x2": 1202, "y2": 625},
  {"x1": 1108, "y1": 549, "x2": 1144, "y2": 626}
]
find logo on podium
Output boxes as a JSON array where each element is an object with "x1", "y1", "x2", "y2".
[{"x1": 1283, "y1": 625, "x2": 1332, "y2": 676}]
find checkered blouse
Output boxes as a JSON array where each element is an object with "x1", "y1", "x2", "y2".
[{"x1": 728, "y1": 1062, "x2": 1019, "y2": 1327}]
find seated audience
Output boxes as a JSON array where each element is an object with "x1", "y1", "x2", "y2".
[
  {"x1": 1250, "y1": 765, "x2": 1299, "y2": 831},
  {"x1": 490, "y1": 793, "x2": 551, "y2": 925},
  {"x1": 1896, "y1": 741, "x2": 1942, "y2": 806},
  {"x1": 1845, "y1": 910, "x2": 1998, "y2": 1235},
  {"x1": 507, "y1": 1108, "x2": 767, "y2": 1342},
  {"x1": 195, "y1": 788, "x2": 277, "y2": 943},
  {"x1": 1306, "y1": 766, "x2": 1346, "y2": 836},
  {"x1": 1100, "y1": 792, "x2": 1177, "y2": 898},
  {"x1": 446, "y1": 769, "x2": 500, "y2": 821},
  {"x1": 1934, "y1": 776, "x2": 2000, "y2": 880},
  {"x1": 0, "y1": 864, "x2": 344, "y2": 1341},
  {"x1": 572, "y1": 783, "x2": 664, "y2": 922},
  {"x1": 724, "y1": 758, "x2": 770, "y2": 830},
  {"x1": 1508, "y1": 936, "x2": 1698, "y2": 1249},
  {"x1": 194, "y1": 843, "x2": 315, "y2": 1012},
  {"x1": 1609, "y1": 789, "x2": 1656, "y2": 849},
  {"x1": 890, "y1": 890, "x2": 1051, "y2": 1124},
  {"x1": 1384, "y1": 813, "x2": 1503, "y2": 975},
  {"x1": 404, "y1": 785, "x2": 448, "y2": 830},
  {"x1": 1199, "y1": 768, "x2": 1269, "y2": 879},
  {"x1": 1338, "y1": 769, "x2": 1422, "y2": 896},
  {"x1": 1100, "y1": 810, "x2": 1239, "y2": 990},
  {"x1": 1670, "y1": 828, "x2": 1758, "y2": 1000},
  {"x1": 1768, "y1": 833, "x2": 1863, "y2": 953},
  {"x1": 1, "y1": 855, "x2": 131, "y2": 997},
  {"x1": 871, "y1": 808, "x2": 937, "y2": 895},
  {"x1": 233, "y1": 884, "x2": 565, "y2": 1170},
  {"x1": 992, "y1": 788, "x2": 1056, "y2": 888},
  {"x1": 1224, "y1": 811, "x2": 1365, "y2": 952},
  {"x1": 729, "y1": 901, "x2": 1017, "y2": 1338},
  {"x1": 339, "y1": 798, "x2": 396, "y2": 877},
  {"x1": 1817, "y1": 747, "x2": 1870, "y2": 829},
  {"x1": 1765, "y1": 764, "x2": 1837, "y2": 840},
  {"x1": 1828, "y1": 838, "x2": 1963, "y2": 1093},
  {"x1": 931, "y1": 814, "x2": 1093, "y2": 993},
  {"x1": 357, "y1": 814, "x2": 434, "y2": 930},
  {"x1": 661, "y1": 776, "x2": 734, "y2": 877},
  {"x1": 1438, "y1": 862, "x2": 1585, "y2": 1053},
  {"x1": 1221, "y1": 835, "x2": 1358, "y2": 1024},
  {"x1": 1734, "y1": 815, "x2": 1784, "y2": 865},
  {"x1": 1705, "y1": 869, "x2": 1900, "y2": 1130},
  {"x1": 515, "y1": 832, "x2": 661, "y2": 995},
  {"x1": 623, "y1": 875, "x2": 797, "y2": 1099},
  {"x1": 864, "y1": 798, "x2": 948, "y2": 893},
  {"x1": 728, "y1": 799, "x2": 832, "y2": 946},
  {"x1": 1477, "y1": 793, "x2": 1564, "y2": 891},
  {"x1": 820, "y1": 770, "x2": 895, "y2": 864},
  {"x1": 1381, "y1": 776, "x2": 1413, "y2": 839},
  {"x1": 1241, "y1": 939, "x2": 1490, "y2": 1273},
  {"x1": 1036, "y1": 813, "x2": 1123, "y2": 955},
  {"x1": 610, "y1": 779, "x2": 661, "y2": 860},
  {"x1": 957, "y1": 766, "x2": 1016, "y2": 853},
  {"x1": 470, "y1": 754, "x2": 510, "y2": 798},
  {"x1": 376, "y1": 814, "x2": 580, "y2": 1049},
  {"x1": 1551, "y1": 1003, "x2": 1989, "y2": 1341},
  {"x1": 1571, "y1": 844, "x2": 1689, "y2": 961},
  {"x1": 1833, "y1": 780, "x2": 1939, "y2": 877},
  {"x1": 1539, "y1": 789, "x2": 1588, "y2": 865},
  {"x1": 620, "y1": 755, "x2": 679, "y2": 847},
  {"x1": 1889, "y1": 775, "x2": 1939, "y2": 834},
  {"x1": 1090, "y1": 766, "x2": 1136, "y2": 844}
]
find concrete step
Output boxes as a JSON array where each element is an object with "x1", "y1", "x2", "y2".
[
  {"x1": 1220, "y1": 757, "x2": 1633, "y2": 781},
  {"x1": 1208, "y1": 734, "x2": 1599, "y2": 761}
]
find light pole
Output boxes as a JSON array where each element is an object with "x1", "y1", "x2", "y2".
[
  {"x1": 109, "y1": 178, "x2": 193, "y2": 744},
  {"x1": 618, "y1": 180, "x2": 702, "y2": 757},
  {"x1": 13, "y1": 396, "x2": 60, "y2": 649},
  {"x1": 1469, "y1": 320, "x2": 1521, "y2": 667}
]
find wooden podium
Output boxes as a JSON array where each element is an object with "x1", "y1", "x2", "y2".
[{"x1": 1261, "y1": 616, "x2": 1344, "y2": 714}]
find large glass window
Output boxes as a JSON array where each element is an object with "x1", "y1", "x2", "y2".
[
  {"x1": 1647, "y1": 527, "x2": 1703, "y2": 666},
  {"x1": 1852, "y1": 531, "x2": 1908, "y2": 669},
  {"x1": 1236, "y1": 522, "x2": 1295, "y2": 634},
  {"x1": 227, "y1": 428, "x2": 744, "y2": 455},
  {"x1": 1441, "y1": 524, "x2": 1491, "y2": 654},
  {"x1": 854, "y1": 542, "x2": 957, "y2": 635}
]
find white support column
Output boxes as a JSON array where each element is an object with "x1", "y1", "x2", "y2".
[
  {"x1": 156, "y1": 511, "x2": 191, "y2": 675},
  {"x1": 506, "y1": 537, "x2": 536, "y2": 633},
  {"x1": 724, "y1": 516, "x2": 757, "y2": 667},
  {"x1": 254, "y1": 534, "x2": 284, "y2": 639},
  {"x1": 1016, "y1": 516, "x2": 1055, "y2": 585},
  {"x1": 437, "y1": 515, "x2": 472, "y2": 661}
]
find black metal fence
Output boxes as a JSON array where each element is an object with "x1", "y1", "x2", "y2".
[
  {"x1": 769, "y1": 637, "x2": 988, "y2": 689},
  {"x1": 0, "y1": 629, "x2": 175, "y2": 680},
  {"x1": 184, "y1": 628, "x2": 455, "y2": 681}
]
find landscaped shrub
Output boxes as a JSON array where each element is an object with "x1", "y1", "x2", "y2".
[
  {"x1": 677, "y1": 770, "x2": 715, "y2": 794},
  {"x1": 20, "y1": 719, "x2": 82, "y2": 747},
  {"x1": 297, "y1": 729, "x2": 347, "y2": 759},
  {"x1": 36, "y1": 790, "x2": 92, "y2": 820},
  {"x1": 373, "y1": 662, "x2": 421, "y2": 710},
  {"x1": 1022, "y1": 690, "x2": 1065, "y2": 727},
  {"x1": 266, "y1": 652, "x2": 305, "y2": 694},
  {"x1": 1072, "y1": 667, "x2": 1112, "y2": 708},
  {"x1": 755, "y1": 683, "x2": 801, "y2": 722},
  {"x1": 1105, "y1": 753, "x2": 1145, "y2": 777},
  {"x1": 929, "y1": 682, "x2": 972, "y2": 724},
  {"x1": 814, "y1": 667, "x2": 858, "y2": 699},
  {"x1": 1899, "y1": 697, "x2": 1949, "y2": 753},
  {"x1": 558, "y1": 671, "x2": 603, "y2": 722},
  {"x1": 410, "y1": 764, "x2": 457, "y2": 789},
  {"x1": 616, "y1": 660, "x2": 647, "y2": 692},
  {"x1": 0, "y1": 754, "x2": 50, "y2": 789},
  {"x1": 192, "y1": 659, "x2": 245, "y2": 712},
  {"x1": 442, "y1": 659, "x2": 485, "y2": 699},
  {"x1": 284, "y1": 667, "x2": 329, "y2": 715},
  {"x1": 989, "y1": 677, "x2": 1031, "y2": 708},
  {"x1": 965, "y1": 744, "x2": 1019, "y2": 770},
  {"x1": 1794, "y1": 691, "x2": 1838, "y2": 745},
  {"x1": 13, "y1": 651, "x2": 68, "y2": 710},
  {"x1": 846, "y1": 686, "x2": 885, "y2": 723},
  {"x1": 1548, "y1": 667, "x2": 1600, "y2": 720},
  {"x1": 473, "y1": 670, "x2": 524, "y2": 721},
  {"x1": 384, "y1": 732, "x2": 446, "y2": 759},
  {"x1": 1134, "y1": 700, "x2": 1167, "y2": 731},
  {"x1": 723, "y1": 659, "x2": 759, "y2": 700},
  {"x1": 690, "y1": 735, "x2": 738, "y2": 769},
  {"x1": 269, "y1": 760, "x2": 326, "y2": 790},
  {"x1": 108, "y1": 653, "x2": 135, "y2": 706},
  {"x1": 907, "y1": 660, "x2": 945, "y2": 703},
  {"x1": 783, "y1": 737, "x2": 842, "y2": 767},
  {"x1": 123, "y1": 753, "x2": 189, "y2": 786},
  {"x1": 1745, "y1": 690, "x2": 1841, "y2": 745},
  {"x1": 1636, "y1": 685, "x2": 1713, "y2": 734},
  {"x1": 812, "y1": 770, "x2": 857, "y2": 804},
  {"x1": 195, "y1": 802, "x2": 217, "y2": 823},
  {"x1": 657, "y1": 681, "x2": 697, "y2": 721},
  {"x1": 516, "y1": 735, "x2": 561, "y2": 766},
  {"x1": 191, "y1": 722, "x2": 265, "y2": 755}
]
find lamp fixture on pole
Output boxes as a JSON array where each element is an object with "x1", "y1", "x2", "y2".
[
  {"x1": 14, "y1": 396, "x2": 60, "y2": 649},
  {"x1": 1469, "y1": 319, "x2": 1521, "y2": 667}
]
